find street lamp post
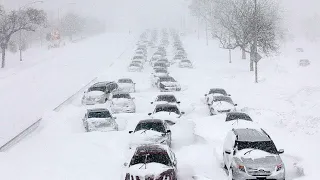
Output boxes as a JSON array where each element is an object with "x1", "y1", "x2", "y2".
[
  {"x1": 19, "y1": 1, "x2": 44, "y2": 61},
  {"x1": 253, "y1": 0, "x2": 258, "y2": 83}
]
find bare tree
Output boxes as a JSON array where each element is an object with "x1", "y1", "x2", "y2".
[{"x1": 0, "y1": 7, "x2": 46, "y2": 68}]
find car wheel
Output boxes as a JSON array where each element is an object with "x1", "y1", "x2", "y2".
[{"x1": 209, "y1": 109, "x2": 214, "y2": 116}]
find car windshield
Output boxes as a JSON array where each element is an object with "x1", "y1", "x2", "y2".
[
  {"x1": 133, "y1": 56, "x2": 143, "y2": 59},
  {"x1": 155, "y1": 69, "x2": 167, "y2": 73},
  {"x1": 181, "y1": 60, "x2": 190, "y2": 63},
  {"x1": 157, "y1": 95, "x2": 177, "y2": 102},
  {"x1": 226, "y1": 113, "x2": 252, "y2": 122},
  {"x1": 209, "y1": 89, "x2": 227, "y2": 95},
  {"x1": 88, "y1": 86, "x2": 106, "y2": 92},
  {"x1": 236, "y1": 141, "x2": 278, "y2": 154},
  {"x1": 118, "y1": 79, "x2": 133, "y2": 83},
  {"x1": 130, "y1": 151, "x2": 171, "y2": 166},
  {"x1": 112, "y1": 93, "x2": 130, "y2": 99},
  {"x1": 154, "y1": 63, "x2": 166, "y2": 67},
  {"x1": 155, "y1": 106, "x2": 180, "y2": 114},
  {"x1": 88, "y1": 111, "x2": 111, "y2": 118},
  {"x1": 134, "y1": 121, "x2": 166, "y2": 133},
  {"x1": 213, "y1": 96, "x2": 234, "y2": 104},
  {"x1": 160, "y1": 77, "x2": 176, "y2": 82}
]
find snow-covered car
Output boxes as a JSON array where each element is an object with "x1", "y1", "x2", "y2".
[
  {"x1": 82, "y1": 108, "x2": 118, "y2": 132},
  {"x1": 110, "y1": 91, "x2": 136, "y2": 113},
  {"x1": 151, "y1": 94, "x2": 180, "y2": 106},
  {"x1": 124, "y1": 144, "x2": 177, "y2": 180},
  {"x1": 171, "y1": 54, "x2": 186, "y2": 64},
  {"x1": 151, "y1": 70, "x2": 169, "y2": 87},
  {"x1": 117, "y1": 78, "x2": 136, "y2": 93},
  {"x1": 205, "y1": 88, "x2": 231, "y2": 105},
  {"x1": 178, "y1": 59, "x2": 193, "y2": 68},
  {"x1": 223, "y1": 128, "x2": 285, "y2": 180},
  {"x1": 82, "y1": 81, "x2": 118, "y2": 105},
  {"x1": 128, "y1": 63, "x2": 143, "y2": 72},
  {"x1": 209, "y1": 96, "x2": 237, "y2": 115},
  {"x1": 157, "y1": 59, "x2": 170, "y2": 67},
  {"x1": 153, "y1": 62, "x2": 167, "y2": 69},
  {"x1": 133, "y1": 55, "x2": 146, "y2": 63},
  {"x1": 150, "y1": 54, "x2": 163, "y2": 65},
  {"x1": 129, "y1": 119, "x2": 172, "y2": 148},
  {"x1": 148, "y1": 104, "x2": 185, "y2": 125},
  {"x1": 156, "y1": 76, "x2": 181, "y2": 92}
]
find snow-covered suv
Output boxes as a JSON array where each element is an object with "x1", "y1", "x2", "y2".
[
  {"x1": 124, "y1": 144, "x2": 177, "y2": 180},
  {"x1": 223, "y1": 128, "x2": 285, "y2": 180}
]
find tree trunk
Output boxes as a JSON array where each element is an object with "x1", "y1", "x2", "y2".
[
  {"x1": 1, "y1": 47, "x2": 6, "y2": 68},
  {"x1": 242, "y1": 48, "x2": 246, "y2": 59},
  {"x1": 250, "y1": 57, "x2": 254, "y2": 71}
]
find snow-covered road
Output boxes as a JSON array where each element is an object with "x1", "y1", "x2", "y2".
[{"x1": 0, "y1": 33, "x2": 318, "y2": 180}]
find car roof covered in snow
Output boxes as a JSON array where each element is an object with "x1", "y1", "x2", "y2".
[{"x1": 233, "y1": 128, "x2": 271, "y2": 142}]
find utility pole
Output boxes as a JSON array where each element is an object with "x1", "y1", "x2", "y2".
[
  {"x1": 197, "y1": 17, "x2": 200, "y2": 40},
  {"x1": 253, "y1": 0, "x2": 258, "y2": 83}
]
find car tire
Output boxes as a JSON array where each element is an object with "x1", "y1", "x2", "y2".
[{"x1": 209, "y1": 109, "x2": 215, "y2": 116}]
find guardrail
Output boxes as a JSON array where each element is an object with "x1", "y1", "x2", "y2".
[{"x1": 0, "y1": 78, "x2": 97, "y2": 152}]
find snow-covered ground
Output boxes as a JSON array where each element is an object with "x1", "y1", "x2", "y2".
[{"x1": 0, "y1": 32, "x2": 318, "y2": 180}]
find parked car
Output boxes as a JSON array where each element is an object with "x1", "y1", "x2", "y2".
[
  {"x1": 128, "y1": 63, "x2": 143, "y2": 72},
  {"x1": 148, "y1": 104, "x2": 185, "y2": 125},
  {"x1": 209, "y1": 96, "x2": 237, "y2": 115},
  {"x1": 223, "y1": 128, "x2": 285, "y2": 180},
  {"x1": 205, "y1": 88, "x2": 231, "y2": 105},
  {"x1": 156, "y1": 76, "x2": 181, "y2": 92},
  {"x1": 117, "y1": 78, "x2": 136, "y2": 93},
  {"x1": 178, "y1": 59, "x2": 193, "y2": 68},
  {"x1": 82, "y1": 108, "x2": 118, "y2": 132},
  {"x1": 129, "y1": 119, "x2": 172, "y2": 148},
  {"x1": 124, "y1": 144, "x2": 177, "y2": 180},
  {"x1": 110, "y1": 91, "x2": 136, "y2": 113},
  {"x1": 151, "y1": 94, "x2": 180, "y2": 106},
  {"x1": 82, "y1": 81, "x2": 118, "y2": 105}
]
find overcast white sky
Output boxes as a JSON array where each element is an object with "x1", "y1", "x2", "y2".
[{"x1": 1, "y1": 0, "x2": 319, "y2": 32}]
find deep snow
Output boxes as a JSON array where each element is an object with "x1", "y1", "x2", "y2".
[{"x1": 0, "y1": 32, "x2": 318, "y2": 180}]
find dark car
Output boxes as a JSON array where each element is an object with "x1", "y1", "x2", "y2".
[{"x1": 226, "y1": 112, "x2": 252, "y2": 122}]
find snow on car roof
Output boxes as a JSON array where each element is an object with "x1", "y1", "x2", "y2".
[{"x1": 233, "y1": 128, "x2": 270, "y2": 142}]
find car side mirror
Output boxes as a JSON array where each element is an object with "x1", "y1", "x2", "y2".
[
  {"x1": 228, "y1": 94, "x2": 231, "y2": 96},
  {"x1": 150, "y1": 102, "x2": 154, "y2": 104},
  {"x1": 204, "y1": 94, "x2": 207, "y2": 96},
  {"x1": 113, "y1": 117, "x2": 117, "y2": 119},
  {"x1": 225, "y1": 150, "x2": 231, "y2": 154},
  {"x1": 148, "y1": 113, "x2": 152, "y2": 116},
  {"x1": 234, "y1": 104, "x2": 238, "y2": 106},
  {"x1": 129, "y1": 131, "x2": 133, "y2": 134},
  {"x1": 181, "y1": 112, "x2": 185, "y2": 115},
  {"x1": 177, "y1": 101, "x2": 181, "y2": 104},
  {"x1": 166, "y1": 130, "x2": 171, "y2": 133},
  {"x1": 278, "y1": 149, "x2": 284, "y2": 154},
  {"x1": 124, "y1": 162, "x2": 128, "y2": 167}
]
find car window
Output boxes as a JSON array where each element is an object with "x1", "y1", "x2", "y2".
[
  {"x1": 88, "y1": 86, "x2": 106, "y2": 92},
  {"x1": 107, "y1": 83, "x2": 118, "y2": 92},
  {"x1": 130, "y1": 152, "x2": 171, "y2": 166},
  {"x1": 159, "y1": 77, "x2": 176, "y2": 82},
  {"x1": 134, "y1": 122, "x2": 166, "y2": 133},
  {"x1": 213, "y1": 96, "x2": 234, "y2": 104},
  {"x1": 112, "y1": 93, "x2": 131, "y2": 99},
  {"x1": 156, "y1": 95, "x2": 177, "y2": 102},
  {"x1": 155, "y1": 106, "x2": 180, "y2": 114},
  {"x1": 88, "y1": 111, "x2": 111, "y2": 118},
  {"x1": 118, "y1": 79, "x2": 133, "y2": 83},
  {"x1": 236, "y1": 141, "x2": 278, "y2": 154},
  {"x1": 209, "y1": 89, "x2": 227, "y2": 95},
  {"x1": 226, "y1": 113, "x2": 252, "y2": 122}
]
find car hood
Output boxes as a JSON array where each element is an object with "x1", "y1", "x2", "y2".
[
  {"x1": 235, "y1": 149, "x2": 282, "y2": 169},
  {"x1": 160, "y1": 82, "x2": 179, "y2": 87},
  {"x1": 128, "y1": 163, "x2": 173, "y2": 177},
  {"x1": 211, "y1": 101, "x2": 234, "y2": 110},
  {"x1": 85, "y1": 91, "x2": 105, "y2": 98}
]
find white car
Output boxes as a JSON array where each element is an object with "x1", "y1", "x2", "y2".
[
  {"x1": 209, "y1": 96, "x2": 237, "y2": 115},
  {"x1": 150, "y1": 94, "x2": 180, "y2": 106},
  {"x1": 117, "y1": 78, "x2": 136, "y2": 93},
  {"x1": 128, "y1": 63, "x2": 143, "y2": 72},
  {"x1": 156, "y1": 76, "x2": 181, "y2": 92},
  {"x1": 148, "y1": 104, "x2": 185, "y2": 125},
  {"x1": 124, "y1": 144, "x2": 177, "y2": 180},
  {"x1": 110, "y1": 91, "x2": 136, "y2": 113},
  {"x1": 128, "y1": 119, "x2": 172, "y2": 148},
  {"x1": 205, "y1": 88, "x2": 231, "y2": 105},
  {"x1": 178, "y1": 59, "x2": 193, "y2": 68},
  {"x1": 82, "y1": 82, "x2": 118, "y2": 105},
  {"x1": 132, "y1": 55, "x2": 146, "y2": 62},
  {"x1": 82, "y1": 108, "x2": 118, "y2": 132}
]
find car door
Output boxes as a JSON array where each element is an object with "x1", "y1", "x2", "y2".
[{"x1": 223, "y1": 131, "x2": 236, "y2": 168}]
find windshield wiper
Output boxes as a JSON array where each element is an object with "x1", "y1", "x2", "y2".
[
  {"x1": 140, "y1": 129, "x2": 148, "y2": 134},
  {"x1": 139, "y1": 154, "x2": 149, "y2": 169},
  {"x1": 244, "y1": 149, "x2": 255, "y2": 155}
]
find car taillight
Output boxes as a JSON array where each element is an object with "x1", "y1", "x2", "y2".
[
  {"x1": 238, "y1": 165, "x2": 246, "y2": 172},
  {"x1": 276, "y1": 164, "x2": 283, "y2": 171}
]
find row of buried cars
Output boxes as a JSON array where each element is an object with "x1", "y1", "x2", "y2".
[{"x1": 203, "y1": 88, "x2": 286, "y2": 180}]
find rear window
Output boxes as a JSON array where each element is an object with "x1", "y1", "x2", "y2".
[
  {"x1": 159, "y1": 77, "x2": 175, "y2": 82},
  {"x1": 155, "y1": 106, "x2": 180, "y2": 114},
  {"x1": 157, "y1": 95, "x2": 177, "y2": 102},
  {"x1": 88, "y1": 111, "x2": 111, "y2": 118},
  {"x1": 209, "y1": 89, "x2": 227, "y2": 95},
  {"x1": 118, "y1": 79, "x2": 133, "y2": 83},
  {"x1": 88, "y1": 86, "x2": 106, "y2": 92},
  {"x1": 226, "y1": 113, "x2": 252, "y2": 122}
]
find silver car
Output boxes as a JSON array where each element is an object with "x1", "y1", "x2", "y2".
[
  {"x1": 110, "y1": 91, "x2": 136, "y2": 113},
  {"x1": 223, "y1": 128, "x2": 285, "y2": 180},
  {"x1": 83, "y1": 108, "x2": 118, "y2": 132},
  {"x1": 82, "y1": 82, "x2": 118, "y2": 105}
]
